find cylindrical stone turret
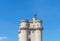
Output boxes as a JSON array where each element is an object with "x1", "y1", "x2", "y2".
[
  {"x1": 18, "y1": 30, "x2": 28, "y2": 41},
  {"x1": 20, "y1": 20, "x2": 29, "y2": 28},
  {"x1": 35, "y1": 20, "x2": 43, "y2": 41},
  {"x1": 35, "y1": 30, "x2": 42, "y2": 41},
  {"x1": 18, "y1": 19, "x2": 29, "y2": 41},
  {"x1": 35, "y1": 20, "x2": 42, "y2": 28}
]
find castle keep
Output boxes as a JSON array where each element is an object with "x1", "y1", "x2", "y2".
[{"x1": 18, "y1": 14, "x2": 43, "y2": 41}]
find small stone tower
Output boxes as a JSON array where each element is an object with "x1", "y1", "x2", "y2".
[{"x1": 18, "y1": 14, "x2": 43, "y2": 41}]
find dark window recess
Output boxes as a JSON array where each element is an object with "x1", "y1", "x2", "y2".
[
  {"x1": 29, "y1": 38, "x2": 31, "y2": 41},
  {"x1": 28, "y1": 31, "x2": 30, "y2": 35},
  {"x1": 19, "y1": 31, "x2": 21, "y2": 33}
]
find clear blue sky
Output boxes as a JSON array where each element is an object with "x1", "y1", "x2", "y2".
[{"x1": 0, "y1": 0, "x2": 60, "y2": 41}]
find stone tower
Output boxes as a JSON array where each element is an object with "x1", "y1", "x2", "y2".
[{"x1": 18, "y1": 14, "x2": 43, "y2": 41}]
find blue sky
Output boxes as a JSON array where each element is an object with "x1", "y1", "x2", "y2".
[{"x1": 0, "y1": 0, "x2": 60, "y2": 41}]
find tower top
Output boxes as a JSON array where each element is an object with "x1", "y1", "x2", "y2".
[
  {"x1": 34, "y1": 13, "x2": 37, "y2": 18},
  {"x1": 32, "y1": 14, "x2": 42, "y2": 24},
  {"x1": 33, "y1": 13, "x2": 37, "y2": 21}
]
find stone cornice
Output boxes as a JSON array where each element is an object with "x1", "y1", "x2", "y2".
[{"x1": 20, "y1": 28, "x2": 43, "y2": 30}]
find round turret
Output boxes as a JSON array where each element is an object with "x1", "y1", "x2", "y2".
[
  {"x1": 34, "y1": 20, "x2": 42, "y2": 29},
  {"x1": 20, "y1": 19, "x2": 29, "y2": 29}
]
